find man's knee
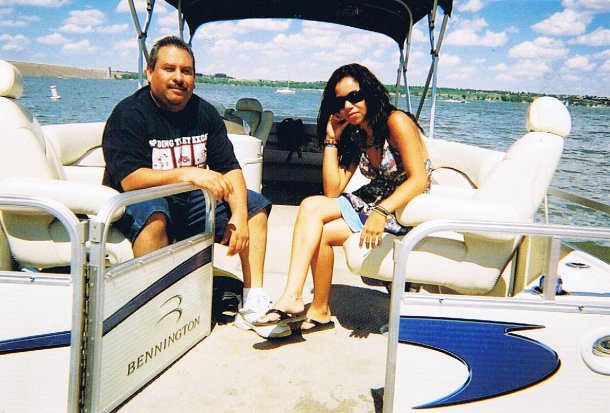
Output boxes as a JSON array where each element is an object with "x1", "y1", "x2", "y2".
[
  {"x1": 133, "y1": 212, "x2": 170, "y2": 256},
  {"x1": 143, "y1": 211, "x2": 168, "y2": 233}
]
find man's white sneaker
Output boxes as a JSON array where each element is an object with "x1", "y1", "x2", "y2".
[
  {"x1": 234, "y1": 313, "x2": 291, "y2": 338},
  {"x1": 239, "y1": 291, "x2": 271, "y2": 323},
  {"x1": 234, "y1": 291, "x2": 291, "y2": 338}
]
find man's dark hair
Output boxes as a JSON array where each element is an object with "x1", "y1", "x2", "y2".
[{"x1": 148, "y1": 35, "x2": 196, "y2": 72}]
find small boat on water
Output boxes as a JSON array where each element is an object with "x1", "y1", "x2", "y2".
[
  {"x1": 275, "y1": 85, "x2": 296, "y2": 94},
  {"x1": 50, "y1": 84, "x2": 61, "y2": 100},
  {"x1": 1, "y1": 1, "x2": 609, "y2": 412}
]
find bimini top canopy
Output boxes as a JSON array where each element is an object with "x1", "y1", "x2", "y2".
[{"x1": 164, "y1": 0, "x2": 452, "y2": 48}]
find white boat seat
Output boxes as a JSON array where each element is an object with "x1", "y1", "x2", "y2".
[
  {"x1": 232, "y1": 97, "x2": 274, "y2": 146},
  {"x1": 0, "y1": 60, "x2": 132, "y2": 270},
  {"x1": 343, "y1": 96, "x2": 571, "y2": 295}
]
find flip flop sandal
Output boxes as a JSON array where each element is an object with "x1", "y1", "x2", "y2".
[
  {"x1": 252, "y1": 308, "x2": 305, "y2": 326},
  {"x1": 291, "y1": 318, "x2": 335, "y2": 334}
]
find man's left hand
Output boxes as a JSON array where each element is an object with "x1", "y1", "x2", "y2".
[{"x1": 220, "y1": 218, "x2": 249, "y2": 256}]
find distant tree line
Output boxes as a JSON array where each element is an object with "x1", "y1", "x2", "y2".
[{"x1": 113, "y1": 72, "x2": 609, "y2": 107}]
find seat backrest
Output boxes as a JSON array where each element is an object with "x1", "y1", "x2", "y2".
[
  {"x1": 0, "y1": 60, "x2": 66, "y2": 268},
  {"x1": 233, "y1": 97, "x2": 274, "y2": 146},
  {"x1": 42, "y1": 122, "x2": 106, "y2": 184},
  {"x1": 234, "y1": 97, "x2": 262, "y2": 133},
  {"x1": 474, "y1": 96, "x2": 570, "y2": 223},
  {"x1": 0, "y1": 60, "x2": 64, "y2": 182}
]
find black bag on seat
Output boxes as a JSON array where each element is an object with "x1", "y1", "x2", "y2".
[{"x1": 277, "y1": 117, "x2": 307, "y2": 162}]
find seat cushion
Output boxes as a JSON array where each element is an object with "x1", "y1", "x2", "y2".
[{"x1": 0, "y1": 60, "x2": 23, "y2": 99}]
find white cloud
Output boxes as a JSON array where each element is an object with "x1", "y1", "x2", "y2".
[
  {"x1": 441, "y1": 53, "x2": 462, "y2": 66},
  {"x1": 111, "y1": 38, "x2": 138, "y2": 58},
  {"x1": 442, "y1": 65, "x2": 478, "y2": 82},
  {"x1": 596, "y1": 49, "x2": 610, "y2": 58},
  {"x1": 196, "y1": 21, "x2": 249, "y2": 41},
  {"x1": 496, "y1": 60, "x2": 551, "y2": 83},
  {"x1": 531, "y1": 9, "x2": 592, "y2": 36},
  {"x1": 0, "y1": 0, "x2": 68, "y2": 6},
  {"x1": 509, "y1": 37, "x2": 568, "y2": 60},
  {"x1": 446, "y1": 18, "x2": 507, "y2": 47},
  {"x1": 0, "y1": 33, "x2": 30, "y2": 50},
  {"x1": 62, "y1": 39, "x2": 98, "y2": 54},
  {"x1": 572, "y1": 27, "x2": 610, "y2": 46},
  {"x1": 237, "y1": 19, "x2": 291, "y2": 32},
  {"x1": 490, "y1": 63, "x2": 508, "y2": 71},
  {"x1": 0, "y1": 13, "x2": 38, "y2": 27},
  {"x1": 0, "y1": 18, "x2": 26, "y2": 27},
  {"x1": 156, "y1": 12, "x2": 179, "y2": 29},
  {"x1": 60, "y1": 9, "x2": 106, "y2": 33},
  {"x1": 65, "y1": 9, "x2": 105, "y2": 26},
  {"x1": 563, "y1": 54, "x2": 596, "y2": 71},
  {"x1": 459, "y1": 0, "x2": 485, "y2": 13},
  {"x1": 60, "y1": 23, "x2": 93, "y2": 33},
  {"x1": 409, "y1": 24, "x2": 428, "y2": 43},
  {"x1": 37, "y1": 32, "x2": 67, "y2": 44},
  {"x1": 115, "y1": 0, "x2": 170, "y2": 15},
  {"x1": 599, "y1": 59, "x2": 610, "y2": 74},
  {"x1": 97, "y1": 23, "x2": 129, "y2": 34},
  {"x1": 562, "y1": 0, "x2": 610, "y2": 13}
]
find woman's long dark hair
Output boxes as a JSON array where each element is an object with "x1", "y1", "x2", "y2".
[{"x1": 317, "y1": 63, "x2": 394, "y2": 168}]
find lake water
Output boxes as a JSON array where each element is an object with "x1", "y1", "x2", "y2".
[{"x1": 19, "y1": 76, "x2": 610, "y2": 254}]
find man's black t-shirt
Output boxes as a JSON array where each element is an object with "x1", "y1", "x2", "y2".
[{"x1": 102, "y1": 85, "x2": 241, "y2": 192}]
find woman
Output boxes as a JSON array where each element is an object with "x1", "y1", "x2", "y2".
[{"x1": 255, "y1": 63, "x2": 431, "y2": 334}]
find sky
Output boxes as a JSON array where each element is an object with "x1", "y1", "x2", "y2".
[{"x1": 0, "y1": 0, "x2": 609, "y2": 97}]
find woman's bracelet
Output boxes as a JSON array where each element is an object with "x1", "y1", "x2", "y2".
[
  {"x1": 371, "y1": 204, "x2": 390, "y2": 218},
  {"x1": 375, "y1": 205, "x2": 390, "y2": 216},
  {"x1": 324, "y1": 143, "x2": 337, "y2": 148}
]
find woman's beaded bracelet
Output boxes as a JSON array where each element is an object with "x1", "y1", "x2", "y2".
[{"x1": 324, "y1": 143, "x2": 337, "y2": 148}]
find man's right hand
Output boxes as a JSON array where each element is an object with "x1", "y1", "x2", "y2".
[{"x1": 183, "y1": 168, "x2": 234, "y2": 201}]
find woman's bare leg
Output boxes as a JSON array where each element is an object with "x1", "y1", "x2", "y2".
[
  {"x1": 258, "y1": 195, "x2": 352, "y2": 323},
  {"x1": 303, "y1": 218, "x2": 353, "y2": 325}
]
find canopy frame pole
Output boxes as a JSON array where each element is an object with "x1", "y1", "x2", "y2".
[
  {"x1": 416, "y1": 10, "x2": 449, "y2": 139},
  {"x1": 395, "y1": 4, "x2": 414, "y2": 112},
  {"x1": 128, "y1": 0, "x2": 155, "y2": 88}
]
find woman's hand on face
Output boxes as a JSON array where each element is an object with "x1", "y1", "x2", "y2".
[
  {"x1": 326, "y1": 113, "x2": 349, "y2": 142},
  {"x1": 359, "y1": 212, "x2": 386, "y2": 249}
]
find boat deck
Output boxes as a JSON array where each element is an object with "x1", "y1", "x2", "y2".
[{"x1": 118, "y1": 205, "x2": 390, "y2": 413}]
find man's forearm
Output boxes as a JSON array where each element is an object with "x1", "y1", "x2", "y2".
[{"x1": 223, "y1": 169, "x2": 248, "y2": 220}]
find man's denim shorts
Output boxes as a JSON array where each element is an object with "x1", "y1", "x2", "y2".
[{"x1": 114, "y1": 189, "x2": 271, "y2": 244}]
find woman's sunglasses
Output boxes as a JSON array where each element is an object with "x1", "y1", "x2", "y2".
[{"x1": 332, "y1": 90, "x2": 365, "y2": 112}]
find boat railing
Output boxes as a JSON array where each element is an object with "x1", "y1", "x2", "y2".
[
  {"x1": 83, "y1": 183, "x2": 215, "y2": 413},
  {"x1": 384, "y1": 218, "x2": 610, "y2": 413},
  {"x1": 546, "y1": 188, "x2": 610, "y2": 217},
  {"x1": 0, "y1": 195, "x2": 87, "y2": 413}
]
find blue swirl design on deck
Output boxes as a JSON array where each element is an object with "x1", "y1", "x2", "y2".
[
  {"x1": 399, "y1": 316, "x2": 560, "y2": 409},
  {"x1": 0, "y1": 245, "x2": 211, "y2": 355}
]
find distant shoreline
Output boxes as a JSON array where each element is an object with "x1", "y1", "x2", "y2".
[
  {"x1": 8, "y1": 61, "x2": 111, "y2": 79},
  {"x1": 7, "y1": 60, "x2": 608, "y2": 106}
]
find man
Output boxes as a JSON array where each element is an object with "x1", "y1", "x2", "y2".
[{"x1": 102, "y1": 35, "x2": 286, "y2": 338}]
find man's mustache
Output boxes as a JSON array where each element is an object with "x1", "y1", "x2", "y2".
[{"x1": 169, "y1": 81, "x2": 188, "y2": 91}]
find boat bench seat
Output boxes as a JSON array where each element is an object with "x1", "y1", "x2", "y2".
[
  {"x1": 0, "y1": 60, "x2": 132, "y2": 270},
  {"x1": 343, "y1": 96, "x2": 572, "y2": 295},
  {"x1": 0, "y1": 60, "x2": 265, "y2": 271}
]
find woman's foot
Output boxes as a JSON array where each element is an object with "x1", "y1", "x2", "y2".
[
  {"x1": 289, "y1": 307, "x2": 333, "y2": 333},
  {"x1": 254, "y1": 295, "x2": 305, "y2": 325}
]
